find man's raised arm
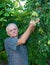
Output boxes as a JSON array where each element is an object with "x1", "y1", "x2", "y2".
[{"x1": 18, "y1": 19, "x2": 40, "y2": 45}]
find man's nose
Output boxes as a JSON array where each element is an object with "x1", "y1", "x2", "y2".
[{"x1": 13, "y1": 30, "x2": 15, "y2": 33}]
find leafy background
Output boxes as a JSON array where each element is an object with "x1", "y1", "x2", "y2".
[{"x1": 0, "y1": 0, "x2": 50, "y2": 65}]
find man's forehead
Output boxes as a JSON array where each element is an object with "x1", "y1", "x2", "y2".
[{"x1": 8, "y1": 24, "x2": 17, "y2": 30}]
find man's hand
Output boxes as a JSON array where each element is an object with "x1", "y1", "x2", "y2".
[
  {"x1": 18, "y1": 18, "x2": 40, "y2": 45},
  {"x1": 30, "y1": 20, "x2": 36, "y2": 27},
  {"x1": 36, "y1": 18, "x2": 40, "y2": 24},
  {"x1": 29, "y1": 18, "x2": 40, "y2": 32},
  {"x1": 30, "y1": 18, "x2": 40, "y2": 26}
]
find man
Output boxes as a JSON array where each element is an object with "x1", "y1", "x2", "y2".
[{"x1": 4, "y1": 18, "x2": 40, "y2": 65}]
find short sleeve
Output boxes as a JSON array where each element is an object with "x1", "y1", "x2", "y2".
[{"x1": 5, "y1": 37, "x2": 18, "y2": 51}]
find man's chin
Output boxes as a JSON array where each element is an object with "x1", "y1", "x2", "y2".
[{"x1": 12, "y1": 35, "x2": 18, "y2": 37}]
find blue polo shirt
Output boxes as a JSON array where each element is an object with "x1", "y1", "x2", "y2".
[{"x1": 4, "y1": 37, "x2": 28, "y2": 65}]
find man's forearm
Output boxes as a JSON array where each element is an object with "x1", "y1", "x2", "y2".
[
  {"x1": 18, "y1": 18, "x2": 40, "y2": 45},
  {"x1": 19, "y1": 25, "x2": 35, "y2": 43}
]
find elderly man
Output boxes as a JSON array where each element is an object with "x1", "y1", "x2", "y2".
[{"x1": 4, "y1": 19, "x2": 40, "y2": 65}]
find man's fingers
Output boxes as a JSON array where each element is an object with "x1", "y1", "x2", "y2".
[
  {"x1": 36, "y1": 18, "x2": 40, "y2": 23},
  {"x1": 30, "y1": 20, "x2": 36, "y2": 27},
  {"x1": 30, "y1": 20, "x2": 35, "y2": 24},
  {"x1": 30, "y1": 20, "x2": 35, "y2": 23}
]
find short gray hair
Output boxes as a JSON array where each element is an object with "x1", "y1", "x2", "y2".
[{"x1": 6, "y1": 23, "x2": 18, "y2": 33}]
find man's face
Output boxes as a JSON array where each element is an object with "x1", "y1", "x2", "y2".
[{"x1": 7, "y1": 25, "x2": 18, "y2": 37}]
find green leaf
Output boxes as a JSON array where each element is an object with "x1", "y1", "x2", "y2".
[
  {"x1": 32, "y1": 11, "x2": 39, "y2": 17},
  {"x1": 4, "y1": 13, "x2": 9, "y2": 17},
  {"x1": 0, "y1": 18, "x2": 4, "y2": 21},
  {"x1": 0, "y1": 4, "x2": 3, "y2": 8},
  {"x1": 48, "y1": 40, "x2": 50, "y2": 45},
  {"x1": 0, "y1": 11, "x2": 3, "y2": 15}
]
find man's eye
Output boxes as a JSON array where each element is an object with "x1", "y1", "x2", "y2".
[
  {"x1": 14, "y1": 28, "x2": 17, "y2": 30},
  {"x1": 9, "y1": 30, "x2": 12, "y2": 32}
]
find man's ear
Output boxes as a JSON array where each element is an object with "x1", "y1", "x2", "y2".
[{"x1": 7, "y1": 32, "x2": 10, "y2": 36}]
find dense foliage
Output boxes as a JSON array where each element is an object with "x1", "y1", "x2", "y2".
[{"x1": 0, "y1": 0, "x2": 50, "y2": 65}]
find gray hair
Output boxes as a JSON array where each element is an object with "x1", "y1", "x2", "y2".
[{"x1": 6, "y1": 23, "x2": 18, "y2": 33}]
